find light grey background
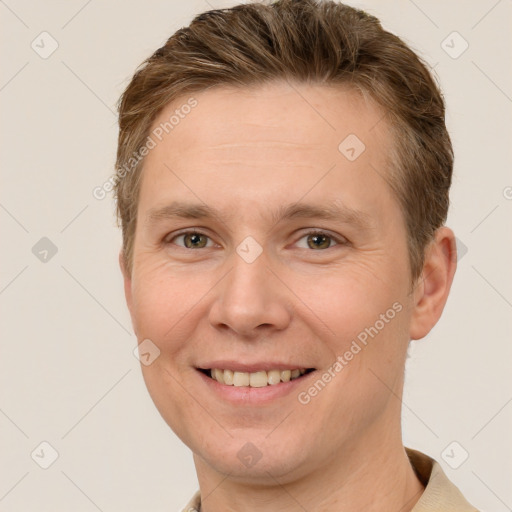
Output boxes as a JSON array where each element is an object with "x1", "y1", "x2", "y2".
[{"x1": 1, "y1": 0, "x2": 511, "y2": 510}]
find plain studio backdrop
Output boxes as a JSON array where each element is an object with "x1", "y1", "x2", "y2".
[{"x1": 1, "y1": 1, "x2": 511, "y2": 510}]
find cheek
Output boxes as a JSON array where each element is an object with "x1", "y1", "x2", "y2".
[
  {"x1": 303, "y1": 304, "x2": 411, "y2": 429},
  {"x1": 130, "y1": 258, "x2": 201, "y2": 341},
  {"x1": 139, "y1": 357, "x2": 202, "y2": 450},
  {"x1": 300, "y1": 257, "x2": 406, "y2": 335},
  {"x1": 298, "y1": 257, "x2": 412, "y2": 397}
]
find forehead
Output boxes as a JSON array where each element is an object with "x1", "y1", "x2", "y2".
[
  {"x1": 150, "y1": 81, "x2": 388, "y2": 158},
  {"x1": 138, "y1": 81, "x2": 397, "y2": 225}
]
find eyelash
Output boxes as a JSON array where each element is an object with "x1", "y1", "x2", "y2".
[{"x1": 165, "y1": 229, "x2": 347, "y2": 251}]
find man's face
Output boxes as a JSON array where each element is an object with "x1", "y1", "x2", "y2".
[{"x1": 124, "y1": 81, "x2": 419, "y2": 482}]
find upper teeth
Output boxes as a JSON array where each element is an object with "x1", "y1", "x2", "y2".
[{"x1": 210, "y1": 368, "x2": 307, "y2": 387}]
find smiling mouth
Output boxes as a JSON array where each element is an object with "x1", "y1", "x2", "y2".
[{"x1": 199, "y1": 368, "x2": 316, "y2": 387}]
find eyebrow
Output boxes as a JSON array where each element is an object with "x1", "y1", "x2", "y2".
[{"x1": 145, "y1": 200, "x2": 372, "y2": 230}]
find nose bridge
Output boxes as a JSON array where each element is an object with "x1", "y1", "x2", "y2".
[
  {"x1": 229, "y1": 246, "x2": 269, "y2": 301},
  {"x1": 209, "y1": 242, "x2": 290, "y2": 336},
  {"x1": 225, "y1": 246, "x2": 272, "y2": 316}
]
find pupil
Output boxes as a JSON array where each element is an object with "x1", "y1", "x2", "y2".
[
  {"x1": 310, "y1": 234, "x2": 329, "y2": 249},
  {"x1": 186, "y1": 233, "x2": 203, "y2": 248}
]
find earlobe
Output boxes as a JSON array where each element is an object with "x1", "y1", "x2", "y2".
[{"x1": 409, "y1": 227, "x2": 457, "y2": 340}]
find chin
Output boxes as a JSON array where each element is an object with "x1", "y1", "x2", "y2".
[{"x1": 192, "y1": 431, "x2": 315, "y2": 485}]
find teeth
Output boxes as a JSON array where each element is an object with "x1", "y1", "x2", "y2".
[
  {"x1": 267, "y1": 370, "x2": 281, "y2": 385},
  {"x1": 280, "y1": 370, "x2": 291, "y2": 382},
  {"x1": 233, "y1": 371, "x2": 250, "y2": 387},
  {"x1": 223, "y1": 369, "x2": 234, "y2": 385},
  {"x1": 249, "y1": 371, "x2": 267, "y2": 388},
  {"x1": 213, "y1": 368, "x2": 225, "y2": 384},
  {"x1": 208, "y1": 368, "x2": 309, "y2": 386}
]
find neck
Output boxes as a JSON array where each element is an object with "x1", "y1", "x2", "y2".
[{"x1": 194, "y1": 429, "x2": 425, "y2": 512}]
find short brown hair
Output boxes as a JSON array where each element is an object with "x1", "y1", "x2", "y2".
[{"x1": 114, "y1": 0, "x2": 453, "y2": 281}]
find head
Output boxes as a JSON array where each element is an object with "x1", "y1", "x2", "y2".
[{"x1": 115, "y1": 0, "x2": 456, "y2": 487}]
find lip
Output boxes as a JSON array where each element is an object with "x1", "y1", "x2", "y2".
[
  {"x1": 197, "y1": 360, "x2": 312, "y2": 373},
  {"x1": 195, "y1": 366, "x2": 317, "y2": 406}
]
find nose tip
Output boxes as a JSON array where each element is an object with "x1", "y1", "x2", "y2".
[{"x1": 208, "y1": 254, "x2": 291, "y2": 337}]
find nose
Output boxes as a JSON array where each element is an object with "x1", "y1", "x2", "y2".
[{"x1": 208, "y1": 249, "x2": 292, "y2": 339}]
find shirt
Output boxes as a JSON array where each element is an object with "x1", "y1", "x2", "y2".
[{"x1": 181, "y1": 447, "x2": 479, "y2": 511}]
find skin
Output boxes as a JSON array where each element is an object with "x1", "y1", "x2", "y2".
[{"x1": 120, "y1": 80, "x2": 457, "y2": 511}]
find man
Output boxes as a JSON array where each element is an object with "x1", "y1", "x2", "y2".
[{"x1": 114, "y1": 0, "x2": 478, "y2": 510}]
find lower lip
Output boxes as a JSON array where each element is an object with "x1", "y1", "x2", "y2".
[{"x1": 196, "y1": 369, "x2": 315, "y2": 405}]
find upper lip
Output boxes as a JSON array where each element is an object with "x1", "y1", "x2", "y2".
[{"x1": 197, "y1": 361, "x2": 315, "y2": 373}]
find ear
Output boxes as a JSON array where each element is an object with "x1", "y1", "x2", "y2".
[
  {"x1": 409, "y1": 227, "x2": 457, "y2": 340},
  {"x1": 119, "y1": 249, "x2": 133, "y2": 316}
]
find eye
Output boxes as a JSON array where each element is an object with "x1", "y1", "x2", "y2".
[
  {"x1": 165, "y1": 229, "x2": 346, "y2": 251},
  {"x1": 167, "y1": 231, "x2": 215, "y2": 249},
  {"x1": 295, "y1": 230, "x2": 345, "y2": 250}
]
